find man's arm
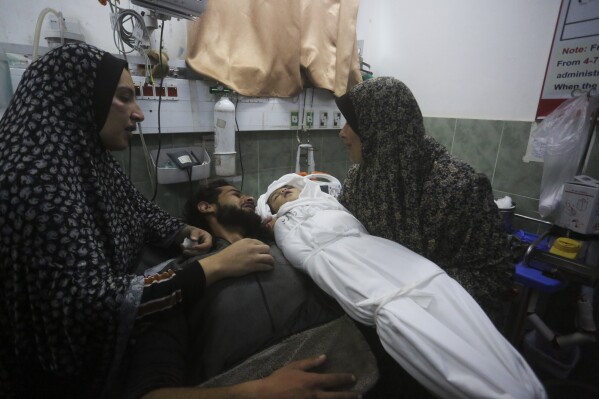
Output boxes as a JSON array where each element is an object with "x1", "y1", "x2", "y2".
[{"x1": 141, "y1": 355, "x2": 360, "y2": 399}]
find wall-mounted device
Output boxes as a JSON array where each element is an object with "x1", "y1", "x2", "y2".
[
  {"x1": 131, "y1": 0, "x2": 207, "y2": 20},
  {"x1": 167, "y1": 149, "x2": 200, "y2": 169},
  {"x1": 150, "y1": 146, "x2": 210, "y2": 184},
  {"x1": 45, "y1": 17, "x2": 85, "y2": 48}
]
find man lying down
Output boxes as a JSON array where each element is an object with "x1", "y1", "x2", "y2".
[
  {"x1": 256, "y1": 173, "x2": 547, "y2": 399},
  {"x1": 114, "y1": 180, "x2": 378, "y2": 398}
]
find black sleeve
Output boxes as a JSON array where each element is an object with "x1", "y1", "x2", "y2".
[
  {"x1": 136, "y1": 260, "x2": 207, "y2": 323},
  {"x1": 115, "y1": 256, "x2": 213, "y2": 399},
  {"x1": 118, "y1": 307, "x2": 190, "y2": 399}
]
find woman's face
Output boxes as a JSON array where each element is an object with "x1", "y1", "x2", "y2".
[
  {"x1": 99, "y1": 70, "x2": 144, "y2": 150},
  {"x1": 268, "y1": 185, "x2": 300, "y2": 213},
  {"x1": 339, "y1": 123, "x2": 363, "y2": 164}
]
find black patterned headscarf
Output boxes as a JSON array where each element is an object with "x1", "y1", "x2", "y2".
[
  {"x1": 0, "y1": 43, "x2": 184, "y2": 397},
  {"x1": 337, "y1": 77, "x2": 510, "y2": 317}
]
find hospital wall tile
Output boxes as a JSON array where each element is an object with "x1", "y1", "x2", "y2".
[
  {"x1": 129, "y1": 144, "x2": 153, "y2": 184},
  {"x1": 145, "y1": 132, "x2": 175, "y2": 149},
  {"x1": 238, "y1": 131, "x2": 260, "y2": 173},
  {"x1": 257, "y1": 131, "x2": 296, "y2": 171},
  {"x1": 154, "y1": 185, "x2": 180, "y2": 217},
  {"x1": 171, "y1": 133, "x2": 198, "y2": 147},
  {"x1": 424, "y1": 117, "x2": 456, "y2": 152},
  {"x1": 493, "y1": 121, "x2": 543, "y2": 199},
  {"x1": 157, "y1": 183, "x2": 191, "y2": 218},
  {"x1": 452, "y1": 119, "x2": 503, "y2": 180},
  {"x1": 320, "y1": 130, "x2": 347, "y2": 163},
  {"x1": 239, "y1": 172, "x2": 260, "y2": 199}
]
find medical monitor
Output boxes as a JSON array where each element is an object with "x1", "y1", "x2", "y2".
[{"x1": 131, "y1": 0, "x2": 207, "y2": 20}]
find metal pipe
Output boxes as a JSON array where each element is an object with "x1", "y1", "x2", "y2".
[
  {"x1": 514, "y1": 213, "x2": 553, "y2": 226},
  {"x1": 555, "y1": 331, "x2": 596, "y2": 348},
  {"x1": 527, "y1": 313, "x2": 556, "y2": 343}
]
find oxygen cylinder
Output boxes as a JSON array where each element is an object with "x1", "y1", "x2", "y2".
[{"x1": 213, "y1": 96, "x2": 236, "y2": 176}]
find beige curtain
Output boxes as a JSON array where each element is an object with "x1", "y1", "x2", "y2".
[{"x1": 186, "y1": 0, "x2": 362, "y2": 97}]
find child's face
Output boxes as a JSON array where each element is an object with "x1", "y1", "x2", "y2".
[{"x1": 268, "y1": 185, "x2": 300, "y2": 213}]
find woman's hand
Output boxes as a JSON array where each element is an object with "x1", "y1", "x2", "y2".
[
  {"x1": 180, "y1": 226, "x2": 213, "y2": 255},
  {"x1": 200, "y1": 238, "x2": 274, "y2": 286},
  {"x1": 246, "y1": 355, "x2": 360, "y2": 399},
  {"x1": 141, "y1": 355, "x2": 360, "y2": 399}
]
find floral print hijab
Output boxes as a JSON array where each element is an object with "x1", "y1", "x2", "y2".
[
  {"x1": 337, "y1": 77, "x2": 510, "y2": 310},
  {"x1": 0, "y1": 43, "x2": 183, "y2": 396}
]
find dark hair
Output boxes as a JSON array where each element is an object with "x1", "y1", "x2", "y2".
[{"x1": 182, "y1": 179, "x2": 232, "y2": 233}]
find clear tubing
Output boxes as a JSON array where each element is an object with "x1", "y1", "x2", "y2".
[{"x1": 33, "y1": 8, "x2": 64, "y2": 61}]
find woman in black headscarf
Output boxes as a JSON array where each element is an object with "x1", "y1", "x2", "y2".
[
  {"x1": 335, "y1": 77, "x2": 513, "y2": 329},
  {"x1": 0, "y1": 43, "x2": 214, "y2": 398}
]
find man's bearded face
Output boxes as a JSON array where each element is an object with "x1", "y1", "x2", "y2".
[{"x1": 216, "y1": 203, "x2": 267, "y2": 239}]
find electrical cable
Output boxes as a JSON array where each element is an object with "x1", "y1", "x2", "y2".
[
  {"x1": 186, "y1": 166, "x2": 193, "y2": 198},
  {"x1": 301, "y1": 88, "x2": 307, "y2": 132},
  {"x1": 234, "y1": 94, "x2": 244, "y2": 192},
  {"x1": 109, "y1": 1, "x2": 137, "y2": 180},
  {"x1": 109, "y1": 1, "x2": 156, "y2": 87},
  {"x1": 297, "y1": 88, "x2": 307, "y2": 144},
  {"x1": 110, "y1": 5, "x2": 149, "y2": 55},
  {"x1": 150, "y1": 21, "x2": 165, "y2": 202},
  {"x1": 308, "y1": 88, "x2": 315, "y2": 144}
]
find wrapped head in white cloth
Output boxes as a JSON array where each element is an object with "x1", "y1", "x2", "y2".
[{"x1": 257, "y1": 173, "x2": 342, "y2": 221}]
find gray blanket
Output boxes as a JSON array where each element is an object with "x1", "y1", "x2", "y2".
[{"x1": 200, "y1": 315, "x2": 379, "y2": 393}]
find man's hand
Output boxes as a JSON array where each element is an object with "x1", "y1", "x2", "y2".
[{"x1": 200, "y1": 238, "x2": 274, "y2": 286}]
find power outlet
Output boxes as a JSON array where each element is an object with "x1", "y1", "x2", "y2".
[
  {"x1": 305, "y1": 111, "x2": 314, "y2": 128},
  {"x1": 319, "y1": 111, "x2": 328, "y2": 128},
  {"x1": 333, "y1": 111, "x2": 342, "y2": 127},
  {"x1": 290, "y1": 111, "x2": 299, "y2": 127}
]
